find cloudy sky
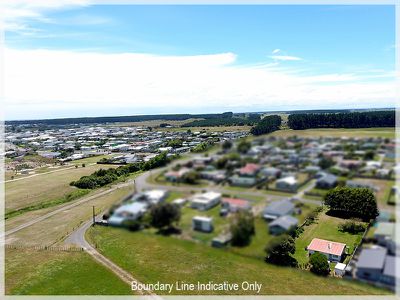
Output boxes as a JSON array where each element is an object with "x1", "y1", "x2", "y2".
[{"x1": 3, "y1": 1, "x2": 396, "y2": 120}]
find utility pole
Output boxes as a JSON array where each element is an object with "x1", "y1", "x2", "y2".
[{"x1": 92, "y1": 205, "x2": 96, "y2": 226}]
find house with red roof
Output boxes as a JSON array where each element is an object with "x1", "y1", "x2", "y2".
[
  {"x1": 221, "y1": 197, "x2": 251, "y2": 213},
  {"x1": 307, "y1": 238, "x2": 347, "y2": 262}
]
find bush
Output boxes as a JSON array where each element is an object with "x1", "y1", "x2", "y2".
[
  {"x1": 150, "y1": 203, "x2": 181, "y2": 230},
  {"x1": 309, "y1": 252, "x2": 330, "y2": 276},
  {"x1": 338, "y1": 220, "x2": 367, "y2": 234},
  {"x1": 230, "y1": 211, "x2": 255, "y2": 247},
  {"x1": 265, "y1": 235, "x2": 297, "y2": 267}
]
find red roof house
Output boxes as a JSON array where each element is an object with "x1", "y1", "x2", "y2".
[{"x1": 307, "y1": 238, "x2": 347, "y2": 262}]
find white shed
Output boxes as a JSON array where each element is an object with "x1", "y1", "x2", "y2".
[
  {"x1": 192, "y1": 216, "x2": 213, "y2": 233},
  {"x1": 334, "y1": 262, "x2": 347, "y2": 276}
]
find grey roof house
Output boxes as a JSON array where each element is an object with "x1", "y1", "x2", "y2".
[
  {"x1": 269, "y1": 215, "x2": 298, "y2": 235},
  {"x1": 263, "y1": 199, "x2": 295, "y2": 221}
]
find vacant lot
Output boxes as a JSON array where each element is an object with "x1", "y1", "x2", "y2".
[
  {"x1": 6, "y1": 185, "x2": 135, "y2": 246},
  {"x1": 6, "y1": 163, "x2": 119, "y2": 213},
  {"x1": 294, "y1": 211, "x2": 365, "y2": 265},
  {"x1": 6, "y1": 248, "x2": 131, "y2": 295},
  {"x1": 270, "y1": 128, "x2": 395, "y2": 139},
  {"x1": 86, "y1": 227, "x2": 388, "y2": 295}
]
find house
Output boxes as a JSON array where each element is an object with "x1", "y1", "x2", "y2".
[
  {"x1": 230, "y1": 163, "x2": 262, "y2": 187},
  {"x1": 263, "y1": 199, "x2": 295, "y2": 221},
  {"x1": 261, "y1": 167, "x2": 281, "y2": 179},
  {"x1": 164, "y1": 168, "x2": 190, "y2": 182},
  {"x1": 108, "y1": 202, "x2": 148, "y2": 226},
  {"x1": 190, "y1": 192, "x2": 221, "y2": 211},
  {"x1": 346, "y1": 180, "x2": 379, "y2": 192},
  {"x1": 334, "y1": 263, "x2": 347, "y2": 276},
  {"x1": 132, "y1": 190, "x2": 168, "y2": 205},
  {"x1": 192, "y1": 216, "x2": 213, "y2": 232},
  {"x1": 380, "y1": 255, "x2": 397, "y2": 286},
  {"x1": 374, "y1": 222, "x2": 396, "y2": 254},
  {"x1": 221, "y1": 197, "x2": 251, "y2": 213},
  {"x1": 269, "y1": 215, "x2": 298, "y2": 235},
  {"x1": 172, "y1": 198, "x2": 187, "y2": 207},
  {"x1": 199, "y1": 170, "x2": 226, "y2": 183},
  {"x1": 316, "y1": 173, "x2": 338, "y2": 189},
  {"x1": 307, "y1": 238, "x2": 346, "y2": 262},
  {"x1": 239, "y1": 163, "x2": 261, "y2": 177},
  {"x1": 356, "y1": 247, "x2": 387, "y2": 282},
  {"x1": 275, "y1": 176, "x2": 298, "y2": 192}
]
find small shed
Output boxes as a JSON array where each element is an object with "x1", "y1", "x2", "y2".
[
  {"x1": 334, "y1": 263, "x2": 347, "y2": 276},
  {"x1": 192, "y1": 216, "x2": 213, "y2": 233}
]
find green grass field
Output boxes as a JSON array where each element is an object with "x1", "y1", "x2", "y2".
[
  {"x1": 270, "y1": 128, "x2": 395, "y2": 139},
  {"x1": 6, "y1": 248, "x2": 132, "y2": 295},
  {"x1": 5, "y1": 163, "x2": 119, "y2": 213},
  {"x1": 86, "y1": 226, "x2": 389, "y2": 295},
  {"x1": 294, "y1": 210, "x2": 365, "y2": 264}
]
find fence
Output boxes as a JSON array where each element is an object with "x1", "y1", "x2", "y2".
[{"x1": 5, "y1": 244, "x2": 84, "y2": 252}]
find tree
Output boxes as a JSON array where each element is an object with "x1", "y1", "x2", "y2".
[
  {"x1": 324, "y1": 187, "x2": 379, "y2": 221},
  {"x1": 363, "y1": 150, "x2": 375, "y2": 161},
  {"x1": 318, "y1": 157, "x2": 335, "y2": 170},
  {"x1": 309, "y1": 252, "x2": 330, "y2": 276},
  {"x1": 222, "y1": 140, "x2": 233, "y2": 151},
  {"x1": 250, "y1": 115, "x2": 282, "y2": 136},
  {"x1": 237, "y1": 140, "x2": 251, "y2": 154},
  {"x1": 182, "y1": 171, "x2": 200, "y2": 184},
  {"x1": 150, "y1": 203, "x2": 181, "y2": 230},
  {"x1": 230, "y1": 211, "x2": 255, "y2": 246},
  {"x1": 265, "y1": 235, "x2": 297, "y2": 266}
]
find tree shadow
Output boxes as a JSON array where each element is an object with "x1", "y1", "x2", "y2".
[{"x1": 157, "y1": 227, "x2": 182, "y2": 236}]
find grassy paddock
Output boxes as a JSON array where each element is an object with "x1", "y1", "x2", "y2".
[
  {"x1": 86, "y1": 226, "x2": 389, "y2": 295},
  {"x1": 6, "y1": 248, "x2": 132, "y2": 295},
  {"x1": 269, "y1": 128, "x2": 395, "y2": 139}
]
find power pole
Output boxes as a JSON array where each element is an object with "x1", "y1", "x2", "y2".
[{"x1": 92, "y1": 205, "x2": 96, "y2": 226}]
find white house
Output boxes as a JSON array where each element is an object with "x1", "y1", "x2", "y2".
[
  {"x1": 275, "y1": 176, "x2": 298, "y2": 192},
  {"x1": 190, "y1": 192, "x2": 221, "y2": 211}
]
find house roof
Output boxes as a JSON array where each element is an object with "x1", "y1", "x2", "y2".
[
  {"x1": 269, "y1": 215, "x2": 298, "y2": 230},
  {"x1": 264, "y1": 199, "x2": 294, "y2": 217},
  {"x1": 334, "y1": 262, "x2": 347, "y2": 271},
  {"x1": 276, "y1": 176, "x2": 297, "y2": 185},
  {"x1": 356, "y1": 248, "x2": 387, "y2": 270},
  {"x1": 222, "y1": 197, "x2": 250, "y2": 208},
  {"x1": 239, "y1": 163, "x2": 261, "y2": 175},
  {"x1": 383, "y1": 255, "x2": 396, "y2": 278},
  {"x1": 307, "y1": 238, "x2": 346, "y2": 256},
  {"x1": 317, "y1": 173, "x2": 338, "y2": 185}
]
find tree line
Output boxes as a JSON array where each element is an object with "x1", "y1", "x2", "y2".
[
  {"x1": 287, "y1": 111, "x2": 395, "y2": 130},
  {"x1": 250, "y1": 115, "x2": 282, "y2": 136},
  {"x1": 70, "y1": 152, "x2": 171, "y2": 189}
]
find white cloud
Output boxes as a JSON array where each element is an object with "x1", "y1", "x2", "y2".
[
  {"x1": 272, "y1": 49, "x2": 281, "y2": 54},
  {"x1": 269, "y1": 55, "x2": 303, "y2": 61},
  {"x1": 1, "y1": 0, "x2": 91, "y2": 33},
  {"x1": 4, "y1": 48, "x2": 396, "y2": 119}
]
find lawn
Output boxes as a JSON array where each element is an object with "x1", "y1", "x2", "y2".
[
  {"x1": 6, "y1": 185, "x2": 135, "y2": 246},
  {"x1": 6, "y1": 248, "x2": 132, "y2": 295},
  {"x1": 270, "y1": 128, "x2": 395, "y2": 139},
  {"x1": 5, "y1": 163, "x2": 119, "y2": 213},
  {"x1": 86, "y1": 226, "x2": 389, "y2": 295},
  {"x1": 293, "y1": 210, "x2": 365, "y2": 265}
]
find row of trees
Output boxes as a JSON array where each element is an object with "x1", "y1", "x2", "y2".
[
  {"x1": 70, "y1": 152, "x2": 171, "y2": 189},
  {"x1": 250, "y1": 115, "x2": 282, "y2": 136},
  {"x1": 287, "y1": 111, "x2": 395, "y2": 130}
]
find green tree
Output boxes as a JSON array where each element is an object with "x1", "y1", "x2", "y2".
[
  {"x1": 318, "y1": 157, "x2": 335, "y2": 170},
  {"x1": 150, "y1": 203, "x2": 181, "y2": 231},
  {"x1": 265, "y1": 235, "x2": 297, "y2": 267},
  {"x1": 324, "y1": 187, "x2": 379, "y2": 221},
  {"x1": 182, "y1": 171, "x2": 200, "y2": 184},
  {"x1": 363, "y1": 150, "x2": 375, "y2": 161},
  {"x1": 237, "y1": 140, "x2": 251, "y2": 154},
  {"x1": 230, "y1": 211, "x2": 255, "y2": 247},
  {"x1": 222, "y1": 140, "x2": 233, "y2": 151},
  {"x1": 309, "y1": 252, "x2": 330, "y2": 276}
]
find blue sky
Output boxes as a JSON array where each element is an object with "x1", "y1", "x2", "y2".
[{"x1": 4, "y1": 3, "x2": 396, "y2": 120}]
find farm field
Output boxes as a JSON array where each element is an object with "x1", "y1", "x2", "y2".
[
  {"x1": 6, "y1": 248, "x2": 131, "y2": 295},
  {"x1": 5, "y1": 162, "x2": 120, "y2": 213},
  {"x1": 6, "y1": 185, "x2": 135, "y2": 246},
  {"x1": 293, "y1": 210, "x2": 365, "y2": 265},
  {"x1": 270, "y1": 127, "x2": 395, "y2": 139},
  {"x1": 86, "y1": 226, "x2": 389, "y2": 295}
]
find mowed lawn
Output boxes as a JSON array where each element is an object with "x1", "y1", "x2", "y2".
[
  {"x1": 86, "y1": 226, "x2": 389, "y2": 295},
  {"x1": 270, "y1": 128, "x2": 395, "y2": 139},
  {"x1": 294, "y1": 211, "x2": 365, "y2": 265},
  {"x1": 5, "y1": 163, "x2": 119, "y2": 213},
  {"x1": 6, "y1": 248, "x2": 132, "y2": 295}
]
